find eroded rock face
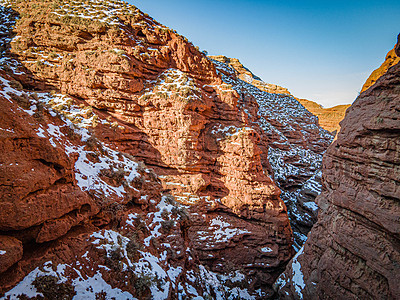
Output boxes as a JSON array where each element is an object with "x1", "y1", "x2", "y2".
[
  {"x1": 0, "y1": 75, "x2": 99, "y2": 237},
  {"x1": 297, "y1": 98, "x2": 351, "y2": 134},
  {"x1": 0, "y1": 0, "x2": 295, "y2": 297},
  {"x1": 0, "y1": 0, "x2": 333, "y2": 298},
  {"x1": 0, "y1": 235, "x2": 22, "y2": 273},
  {"x1": 276, "y1": 37, "x2": 400, "y2": 299},
  {"x1": 211, "y1": 55, "x2": 350, "y2": 135},
  {"x1": 210, "y1": 57, "x2": 333, "y2": 249},
  {"x1": 209, "y1": 55, "x2": 292, "y2": 95},
  {"x1": 361, "y1": 38, "x2": 400, "y2": 93}
]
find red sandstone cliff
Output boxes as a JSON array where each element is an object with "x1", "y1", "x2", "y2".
[
  {"x1": 361, "y1": 42, "x2": 400, "y2": 93},
  {"x1": 0, "y1": 0, "x2": 294, "y2": 298},
  {"x1": 276, "y1": 35, "x2": 400, "y2": 299},
  {"x1": 210, "y1": 55, "x2": 333, "y2": 249},
  {"x1": 296, "y1": 98, "x2": 350, "y2": 135},
  {"x1": 0, "y1": 0, "x2": 333, "y2": 298}
]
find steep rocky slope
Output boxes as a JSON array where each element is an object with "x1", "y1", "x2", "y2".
[
  {"x1": 0, "y1": 0, "x2": 333, "y2": 298},
  {"x1": 276, "y1": 36, "x2": 400, "y2": 299},
  {"x1": 211, "y1": 55, "x2": 333, "y2": 249},
  {"x1": 211, "y1": 55, "x2": 350, "y2": 135},
  {"x1": 297, "y1": 98, "x2": 350, "y2": 134},
  {"x1": 210, "y1": 55, "x2": 291, "y2": 95}
]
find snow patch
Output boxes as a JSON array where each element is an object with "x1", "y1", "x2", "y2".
[
  {"x1": 291, "y1": 246, "x2": 306, "y2": 298},
  {"x1": 2, "y1": 261, "x2": 134, "y2": 300},
  {"x1": 261, "y1": 247, "x2": 273, "y2": 253}
]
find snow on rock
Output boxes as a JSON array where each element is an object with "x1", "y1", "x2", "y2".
[
  {"x1": 267, "y1": 146, "x2": 322, "y2": 183},
  {"x1": 89, "y1": 227, "x2": 174, "y2": 298},
  {"x1": 303, "y1": 201, "x2": 318, "y2": 212},
  {"x1": 196, "y1": 266, "x2": 257, "y2": 300},
  {"x1": 0, "y1": 3, "x2": 15, "y2": 50},
  {"x1": 0, "y1": 75, "x2": 26, "y2": 104},
  {"x1": 68, "y1": 143, "x2": 141, "y2": 198},
  {"x1": 261, "y1": 247, "x2": 273, "y2": 253},
  {"x1": 143, "y1": 195, "x2": 180, "y2": 246},
  {"x1": 206, "y1": 216, "x2": 250, "y2": 243},
  {"x1": 211, "y1": 124, "x2": 255, "y2": 142},
  {"x1": 83, "y1": 195, "x2": 261, "y2": 299},
  {"x1": 0, "y1": 70, "x2": 149, "y2": 203},
  {"x1": 5, "y1": 84, "x2": 143, "y2": 199},
  {"x1": 211, "y1": 58, "x2": 333, "y2": 248},
  {"x1": 302, "y1": 171, "x2": 323, "y2": 197},
  {"x1": 140, "y1": 68, "x2": 202, "y2": 104},
  {"x1": 291, "y1": 247, "x2": 306, "y2": 298},
  {"x1": 275, "y1": 246, "x2": 306, "y2": 299},
  {"x1": 2, "y1": 261, "x2": 135, "y2": 300}
]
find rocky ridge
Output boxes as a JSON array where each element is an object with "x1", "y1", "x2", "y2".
[
  {"x1": 0, "y1": 0, "x2": 332, "y2": 298},
  {"x1": 276, "y1": 35, "x2": 400, "y2": 299},
  {"x1": 209, "y1": 55, "x2": 291, "y2": 95},
  {"x1": 361, "y1": 39, "x2": 400, "y2": 93},
  {"x1": 210, "y1": 55, "x2": 333, "y2": 249},
  {"x1": 211, "y1": 55, "x2": 350, "y2": 136}
]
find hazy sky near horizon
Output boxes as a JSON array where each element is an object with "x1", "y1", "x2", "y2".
[{"x1": 128, "y1": 0, "x2": 399, "y2": 107}]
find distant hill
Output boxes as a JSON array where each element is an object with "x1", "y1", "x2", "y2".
[{"x1": 297, "y1": 99, "x2": 350, "y2": 135}]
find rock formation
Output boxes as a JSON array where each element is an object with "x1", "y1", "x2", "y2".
[
  {"x1": 211, "y1": 55, "x2": 333, "y2": 249},
  {"x1": 209, "y1": 55, "x2": 291, "y2": 95},
  {"x1": 276, "y1": 35, "x2": 400, "y2": 299},
  {"x1": 211, "y1": 55, "x2": 350, "y2": 136},
  {"x1": 0, "y1": 0, "x2": 334, "y2": 298},
  {"x1": 361, "y1": 40, "x2": 400, "y2": 93},
  {"x1": 297, "y1": 98, "x2": 350, "y2": 134}
]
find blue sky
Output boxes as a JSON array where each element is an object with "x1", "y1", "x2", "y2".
[{"x1": 128, "y1": 0, "x2": 399, "y2": 107}]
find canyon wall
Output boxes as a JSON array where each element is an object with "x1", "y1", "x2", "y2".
[
  {"x1": 0, "y1": 0, "x2": 338, "y2": 298},
  {"x1": 211, "y1": 55, "x2": 333, "y2": 249},
  {"x1": 211, "y1": 55, "x2": 349, "y2": 135},
  {"x1": 296, "y1": 98, "x2": 350, "y2": 135},
  {"x1": 361, "y1": 37, "x2": 400, "y2": 93},
  {"x1": 276, "y1": 35, "x2": 400, "y2": 299},
  {"x1": 0, "y1": 0, "x2": 332, "y2": 298}
]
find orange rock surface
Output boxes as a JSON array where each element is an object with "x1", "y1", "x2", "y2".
[
  {"x1": 0, "y1": 0, "x2": 333, "y2": 298},
  {"x1": 361, "y1": 43, "x2": 400, "y2": 93},
  {"x1": 297, "y1": 98, "x2": 350, "y2": 134}
]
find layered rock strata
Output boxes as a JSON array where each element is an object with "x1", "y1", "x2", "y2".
[
  {"x1": 211, "y1": 55, "x2": 349, "y2": 136},
  {"x1": 211, "y1": 56, "x2": 333, "y2": 249},
  {"x1": 0, "y1": 0, "x2": 335, "y2": 297},
  {"x1": 297, "y1": 98, "x2": 350, "y2": 135},
  {"x1": 0, "y1": 0, "x2": 303, "y2": 297},
  {"x1": 209, "y1": 55, "x2": 291, "y2": 95},
  {"x1": 361, "y1": 40, "x2": 400, "y2": 93},
  {"x1": 276, "y1": 36, "x2": 400, "y2": 299}
]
